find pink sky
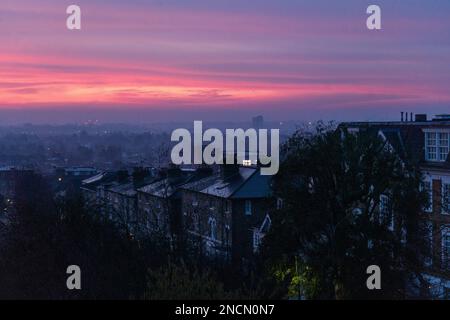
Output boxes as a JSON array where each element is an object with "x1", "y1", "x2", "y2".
[{"x1": 1, "y1": 0, "x2": 450, "y2": 123}]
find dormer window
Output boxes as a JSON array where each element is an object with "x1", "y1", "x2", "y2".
[{"x1": 425, "y1": 131, "x2": 449, "y2": 161}]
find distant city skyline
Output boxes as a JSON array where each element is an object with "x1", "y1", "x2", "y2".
[{"x1": 1, "y1": 0, "x2": 450, "y2": 123}]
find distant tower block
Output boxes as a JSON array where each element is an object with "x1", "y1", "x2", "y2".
[{"x1": 252, "y1": 115, "x2": 264, "y2": 130}]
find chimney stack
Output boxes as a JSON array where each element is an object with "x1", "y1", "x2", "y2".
[{"x1": 401, "y1": 112, "x2": 404, "y2": 122}]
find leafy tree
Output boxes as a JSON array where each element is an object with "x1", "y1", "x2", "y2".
[
  {"x1": 262, "y1": 124, "x2": 430, "y2": 299},
  {"x1": 0, "y1": 173, "x2": 151, "y2": 299},
  {"x1": 144, "y1": 262, "x2": 242, "y2": 300}
]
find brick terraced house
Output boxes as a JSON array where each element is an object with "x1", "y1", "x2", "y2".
[
  {"x1": 180, "y1": 163, "x2": 273, "y2": 266},
  {"x1": 343, "y1": 113, "x2": 450, "y2": 298}
]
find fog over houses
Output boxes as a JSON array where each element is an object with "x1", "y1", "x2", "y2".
[{"x1": 1, "y1": 115, "x2": 449, "y2": 299}]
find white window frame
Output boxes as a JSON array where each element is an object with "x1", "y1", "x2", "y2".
[
  {"x1": 253, "y1": 229, "x2": 262, "y2": 252},
  {"x1": 424, "y1": 130, "x2": 450, "y2": 162},
  {"x1": 439, "y1": 133, "x2": 450, "y2": 161},
  {"x1": 425, "y1": 132, "x2": 437, "y2": 161}
]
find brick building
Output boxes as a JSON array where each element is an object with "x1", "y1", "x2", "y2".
[
  {"x1": 80, "y1": 164, "x2": 274, "y2": 267},
  {"x1": 180, "y1": 164, "x2": 273, "y2": 266},
  {"x1": 136, "y1": 167, "x2": 202, "y2": 238},
  {"x1": 343, "y1": 113, "x2": 450, "y2": 297},
  {"x1": 81, "y1": 169, "x2": 155, "y2": 236}
]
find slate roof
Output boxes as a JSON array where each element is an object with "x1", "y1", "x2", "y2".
[
  {"x1": 181, "y1": 166, "x2": 271, "y2": 199},
  {"x1": 138, "y1": 179, "x2": 179, "y2": 198},
  {"x1": 137, "y1": 169, "x2": 205, "y2": 198},
  {"x1": 108, "y1": 182, "x2": 138, "y2": 197},
  {"x1": 81, "y1": 172, "x2": 119, "y2": 192},
  {"x1": 81, "y1": 171, "x2": 156, "y2": 195}
]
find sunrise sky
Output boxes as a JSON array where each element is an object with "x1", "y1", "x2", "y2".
[{"x1": 1, "y1": 0, "x2": 450, "y2": 123}]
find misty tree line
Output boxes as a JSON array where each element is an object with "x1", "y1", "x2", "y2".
[{"x1": 0, "y1": 130, "x2": 172, "y2": 170}]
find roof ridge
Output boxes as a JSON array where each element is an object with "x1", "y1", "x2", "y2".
[{"x1": 228, "y1": 167, "x2": 259, "y2": 198}]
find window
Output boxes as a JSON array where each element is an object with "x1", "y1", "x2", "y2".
[
  {"x1": 276, "y1": 197, "x2": 284, "y2": 210},
  {"x1": 208, "y1": 217, "x2": 217, "y2": 240},
  {"x1": 253, "y1": 229, "x2": 262, "y2": 252},
  {"x1": 442, "y1": 227, "x2": 450, "y2": 270},
  {"x1": 442, "y1": 184, "x2": 450, "y2": 215},
  {"x1": 209, "y1": 199, "x2": 215, "y2": 211},
  {"x1": 191, "y1": 194, "x2": 199, "y2": 207},
  {"x1": 439, "y1": 133, "x2": 449, "y2": 161},
  {"x1": 425, "y1": 131, "x2": 450, "y2": 161},
  {"x1": 245, "y1": 200, "x2": 252, "y2": 216},
  {"x1": 425, "y1": 132, "x2": 437, "y2": 161}
]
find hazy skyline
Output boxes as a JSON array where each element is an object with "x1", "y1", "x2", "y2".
[{"x1": 1, "y1": 0, "x2": 450, "y2": 123}]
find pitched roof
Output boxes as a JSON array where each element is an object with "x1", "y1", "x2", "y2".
[
  {"x1": 108, "y1": 182, "x2": 138, "y2": 197},
  {"x1": 137, "y1": 170, "x2": 201, "y2": 198},
  {"x1": 138, "y1": 179, "x2": 178, "y2": 198},
  {"x1": 81, "y1": 171, "x2": 119, "y2": 191},
  {"x1": 81, "y1": 171, "x2": 156, "y2": 195},
  {"x1": 181, "y1": 166, "x2": 271, "y2": 199}
]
